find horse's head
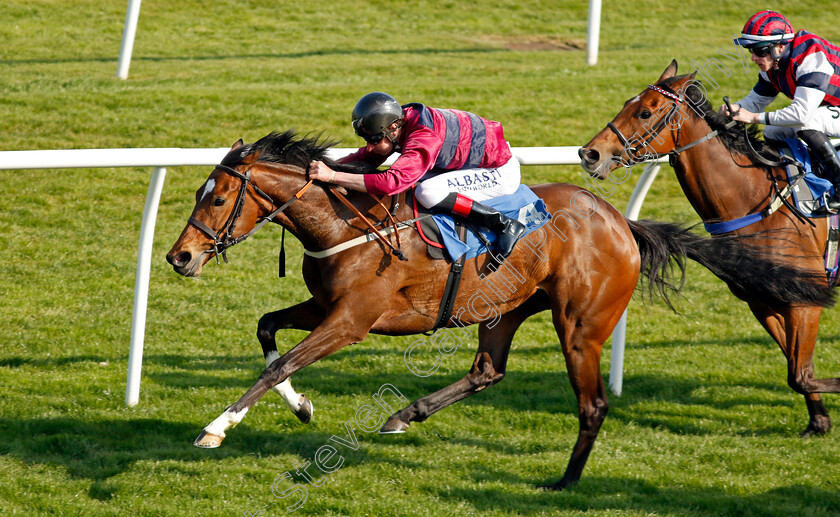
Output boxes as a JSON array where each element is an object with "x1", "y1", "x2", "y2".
[
  {"x1": 166, "y1": 140, "x2": 273, "y2": 277},
  {"x1": 580, "y1": 60, "x2": 701, "y2": 179}
]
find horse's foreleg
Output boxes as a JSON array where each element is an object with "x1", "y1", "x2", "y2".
[
  {"x1": 381, "y1": 295, "x2": 545, "y2": 433},
  {"x1": 258, "y1": 299, "x2": 325, "y2": 424},
  {"x1": 748, "y1": 302, "x2": 833, "y2": 435},
  {"x1": 195, "y1": 302, "x2": 380, "y2": 448}
]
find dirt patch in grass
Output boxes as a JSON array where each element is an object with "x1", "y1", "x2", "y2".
[{"x1": 479, "y1": 35, "x2": 585, "y2": 51}]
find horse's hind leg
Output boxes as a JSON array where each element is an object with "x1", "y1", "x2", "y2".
[
  {"x1": 748, "y1": 302, "x2": 833, "y2": 436},
  {"x1": 257, "y1": 298, "x2": 325, "y2": 424},
  {"x1": 541, "y1": 271, "x2": 636, "y2": 490},
  {"x1": 380, "y1": 293, "x2": 547, "y2": 433},
  {"x1": 540, "y1": 320, "x2": 610, "y2": 490}
]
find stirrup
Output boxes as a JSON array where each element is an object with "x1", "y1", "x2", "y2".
[{"x1": 812, "y1": 197, "x2": 840, "y2": 216}]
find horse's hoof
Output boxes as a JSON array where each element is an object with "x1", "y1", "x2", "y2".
[
  {"x1": 194, "y1": 431, "x2": 224, "y2": 448},
  {"x1": 295, "y1": 395, "x2": 313, "y2": 424},
  {"x1": 539, "y1": 478, "x2": 576, "y2": 491},
  {"x1": 379, "y1": 416, "x2": 409, "y2": 434},
  {"x1": 800, "y1": 419, "x2": 832, "y2": 437}
]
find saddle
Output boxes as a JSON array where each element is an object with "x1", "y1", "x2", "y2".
[
  {"x1": 411, "y1": 184, "x2": 551, "y2": 262},
  {"x1": 777, "y1": 138, "x2": 835, "y2": 217}
]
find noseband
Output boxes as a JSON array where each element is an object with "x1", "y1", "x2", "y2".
[{"x1": 188, "y1": 163, "x2": 312, "y2": 263}]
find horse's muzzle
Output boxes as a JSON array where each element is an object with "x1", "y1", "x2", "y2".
[
  {"x1": 166, "y1": 249, "x2": 203, "y2": 277},
  {"x1": 579, "y1": 146, "x2": 605, "y2": 177}
]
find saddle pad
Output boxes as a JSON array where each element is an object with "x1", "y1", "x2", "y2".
[
  {"x1": 780, "y1": 138, "x2": 834, "y2": 217},
  {"x1": 432, "y1": 184, "x2": 551, "y2": 261}
]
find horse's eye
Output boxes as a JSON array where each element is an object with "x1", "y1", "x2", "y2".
[
  {"x1": 213, "y1": 197, "x2": 226, "y2": 207},
  {"x1": 639, "y1": 109, "x2": 652, "y2": 120}
]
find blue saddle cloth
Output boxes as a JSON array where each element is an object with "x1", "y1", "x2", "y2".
[
  {"x1": 432, "y1": 184, "x2": 551, "y2": 261},
  {"x1": 780, "y1": 138, "x2": 835, "y2": 217}
]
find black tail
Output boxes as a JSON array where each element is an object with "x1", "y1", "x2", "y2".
[{"x1": 627, "y1": 219, "x2": 836, "y2": 309}]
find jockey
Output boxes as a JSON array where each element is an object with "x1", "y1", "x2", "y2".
[
  {"x1": 722, "y1": 10, "x2": 840, "y2": 214},
  {"x1": 308, "y1": 92, "x2": 526, "y2": 259}
]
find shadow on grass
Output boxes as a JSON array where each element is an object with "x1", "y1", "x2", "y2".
[
  {"x1": 0, "y1": 355, "x2": 113, "y2": 368},
  {"x1": 436, "y1": 477, "x2": 840, "y2": 516},
  {"x1": 139, "y1": 353, "x2": 814, "y2": 439},
  {"x1": 622, "y1": 333, "x2": 840, "y2": 351},
  {"x1": 0, "y1": 416, "x2": 424, "y2": 483}
]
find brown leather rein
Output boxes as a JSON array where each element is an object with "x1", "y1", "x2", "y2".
[
  {"x1": 327, "y1": 187, "x2": 408, "y2": 261},
  {"x1": 188, "y1": 162, "x2": 407, "y2": 263}
]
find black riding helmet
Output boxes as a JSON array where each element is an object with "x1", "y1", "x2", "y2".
[{"x1": 351, "y1": 92, "x2": 405, "y2": 144}]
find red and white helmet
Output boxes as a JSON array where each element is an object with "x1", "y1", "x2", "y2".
[{"x1": 734, "y1": 10, "x2": 795, "y2": 48}]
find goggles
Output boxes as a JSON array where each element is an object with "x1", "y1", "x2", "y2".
[
  {"x1": 361, "y1": 132, "x2": 387, "y2": 145},
  {"x1": 351, "y1": 120, "x2": 386, "y2": 144},
  {"x1": 749, "y1": 45, "x2": 773, "y2": 57}
]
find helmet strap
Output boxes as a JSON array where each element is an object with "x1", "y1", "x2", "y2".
[
  {"x1": 770, "y1": 42, "x2": 787, "y2": 69},
  {"x1": 385, "y1": 119, "x2": 404, "y2": 144}
]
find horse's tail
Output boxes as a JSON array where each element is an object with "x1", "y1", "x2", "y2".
[{"x1": 626, "y1": 218, "x2": 836, "y2": 309}]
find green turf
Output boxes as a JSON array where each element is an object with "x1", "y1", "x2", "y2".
[{"x1": 2, "y1": 1, "x2": 840, "y2": 515}]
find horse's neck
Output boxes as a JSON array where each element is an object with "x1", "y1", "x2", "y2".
[{"x1": 671, "y1": 122, "x2": 776, "y2": 222}]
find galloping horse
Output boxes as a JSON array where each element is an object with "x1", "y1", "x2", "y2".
[
  {"x1": 166, "y1": 130, "x2": 831, "y2": 489},
  {"x1": 580, "y1": 60, "x2": 839, "y2": 437}
]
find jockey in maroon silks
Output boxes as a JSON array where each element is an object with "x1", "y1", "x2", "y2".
[
  {"x1": 722, "y1": 10, "x2": 840, "y2": 214},
  {"x1": 308, "y1": 92, "x2": 525, "y2": 258}
]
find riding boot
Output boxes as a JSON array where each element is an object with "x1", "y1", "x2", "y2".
[
  {"x1": 433, "y1": 193, "x2": 526, "y2": 259},
  {"x1": 798, "y1": 129, "x2": 840, "y2": 215}
]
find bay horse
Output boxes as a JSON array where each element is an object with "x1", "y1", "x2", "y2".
[
  {"x1": 166, "y1": 130, "x2": 831, "y2": 489},
  {"x1": 580, "y1": 60, "x2": 839, "y2": 437}
]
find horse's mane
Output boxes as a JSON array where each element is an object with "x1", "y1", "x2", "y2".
[
  {"x1": 221, "y1": 130, "x2": 379, "y2": 175},
  {"x1": 662, "y1": 76, "x2": 780, "y2": 165}
]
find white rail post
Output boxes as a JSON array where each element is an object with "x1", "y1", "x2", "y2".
[
  {"x1": 126, "y1": 166, "x2": 167, "y2": 406},
  {"x1": 608, "y1": 161, "x2": 662, "y2": 396},
  {"x1": 116, "y1": 0, "x2": 143, "y2": 80},
  {"x1": 586, "y1": 0, "x2": 602, "y2": 66}
]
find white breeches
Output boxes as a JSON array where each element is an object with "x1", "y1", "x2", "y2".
[{"x1": 414, "y1": 156, "x2": 521, "y2": 208}]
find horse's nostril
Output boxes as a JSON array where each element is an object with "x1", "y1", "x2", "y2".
[
  {"x1": 167, "y1": 251, "x2": 192, "y2": 267},
  {"x1": 579, "y1": 148, "x2": 600, "y2": 164}
]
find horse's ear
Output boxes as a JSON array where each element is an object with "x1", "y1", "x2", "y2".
[
  {"x1": 230, "y1": 139, "x2": 244, "y2": 151},
  {"x1": 241, "y1": 149, "x2": 262, "y2": 165},
  {"x1": 656, "y1": 60, "x2": 679, "y2": 83}
]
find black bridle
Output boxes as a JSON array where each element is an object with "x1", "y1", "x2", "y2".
[
  {"x1": 606, "y1": 84, "x2": 686, "y2": 165},
  {"x1": 188, "y1": 163, "x2": 312, "y2": 264}
]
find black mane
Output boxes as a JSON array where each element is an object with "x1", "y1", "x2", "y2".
[
  {"x1": 662, "y1": 76, "x2": 780, "y2": 165},
  {"x1": 221, "y1": 130, "x2": 378, "y2": 175}
]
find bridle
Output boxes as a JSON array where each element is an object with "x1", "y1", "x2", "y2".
[
  {"x1": 605, "y1": 84, "x2": 686, "y2": 164},
  {"x1": 188, "y1": 161, "x2": 408, "y2": 265},
  {"x1": 609, "y1": 83, "x2": 812, "y2": 231},
  {"x1": 606, "y1": 84, "x2": 738, "y2": 166},
  {"x1": 188, "y1": 163, "x2": 313, "y2": 264}
]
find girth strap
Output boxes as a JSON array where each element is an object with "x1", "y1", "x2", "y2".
[{"x1": 428, "y1": 224, "x2": 468, "y2": 333}]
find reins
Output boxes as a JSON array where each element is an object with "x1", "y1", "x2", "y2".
[{"x1": 327, "y1": 187, "x2": 408, "y2": 261}]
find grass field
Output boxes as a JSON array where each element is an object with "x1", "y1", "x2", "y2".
[{"x1": 3, "y1": 1, "x2": 840, "y2": 515}]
